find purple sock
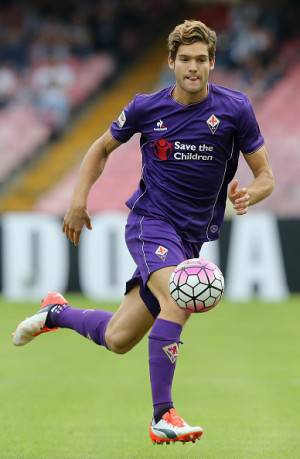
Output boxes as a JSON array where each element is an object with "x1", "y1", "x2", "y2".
[
  {"x1": 148, "y1": 318, "x2": 182, "y2": 422},
  {"x1": 47, "y1": 305, "x2": 113, "y2": 348}
]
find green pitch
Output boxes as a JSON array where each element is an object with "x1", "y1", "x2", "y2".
[{"x1": 1, "y1": 295, "x2": 300, "y2": 459}]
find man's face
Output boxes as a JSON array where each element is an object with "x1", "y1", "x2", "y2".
[{"x1": 168, "y1": 42, "x2": 214, "y2": 95}]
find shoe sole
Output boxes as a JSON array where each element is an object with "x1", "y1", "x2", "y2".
[{"x1": 149, "y1": 428, "x2": 203, "y2": 444}]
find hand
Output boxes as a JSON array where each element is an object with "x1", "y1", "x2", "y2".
[
  {"x1": 228, "y1": 179, "x2": 251, "y2": 215},
  {"x1": 62, "y1": 205, "x2": 92, "y2": 246}
]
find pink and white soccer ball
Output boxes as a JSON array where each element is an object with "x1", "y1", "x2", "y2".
[{"x1": 169, "y1": 257, "x2": 224, "y2": 313}]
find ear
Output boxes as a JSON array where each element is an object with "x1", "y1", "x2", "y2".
[
  {"x1": 210, "y1": 58, "x2": 215, "y2": 70},
  {"x1": 168, "y1": 55, "x2": 175, "y2": 70}
]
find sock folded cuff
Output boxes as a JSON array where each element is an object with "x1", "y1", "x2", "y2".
[
  {"x1": 45, "y1": 304, "x2": 70, "y2": 328},
  {"x1": 149, "y1": 318, "x2": 182, "y2": 341}
]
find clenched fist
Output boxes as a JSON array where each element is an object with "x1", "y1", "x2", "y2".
[{"x1": 228, "y1": 179, "x2": 251, "y2": 215}]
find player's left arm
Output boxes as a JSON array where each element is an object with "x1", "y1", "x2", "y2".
[{"x1": 228, "y1": 145, "x2": 275, "y2": 215}]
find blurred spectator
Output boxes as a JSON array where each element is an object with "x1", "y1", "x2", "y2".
[
  {"x1": 0, "y1": 27, "x2": 28, "y2": 69},
  {"x1": 33, "y1": 81, "x2": 71, "y2": 135},
  {"x1": 229, "y1": 24, "x2": 274, "y2": 68},
  {"x1": 88, "y1": 3, "x2": 119, "y2": 57},
  {"x1": 30, "y1": 56, "x2": 75, "y2": 91},
  {"x1": 30, "y1": 22, "x2": 72, "y2": 63},
  {"x1": 30, "y1": 55, "x2": 74, "y2": 134},
  {"x1": 0, "y1": 64, "x2": 18, "y2": 107},
  {"x1": 69, "y1": 12, "x2": 93, "y2": 57}
]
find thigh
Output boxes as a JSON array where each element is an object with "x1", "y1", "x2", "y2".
[
  {"x1": 125, "y1": 211, "x2": 186, "y2": 291},
  {"x1": 105, "y1": 284, "x2": 155, "y2": 351}
]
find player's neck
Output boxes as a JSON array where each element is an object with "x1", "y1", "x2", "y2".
[{"x1": 172, "y1": 84, "x2": 209, "y2": 105}]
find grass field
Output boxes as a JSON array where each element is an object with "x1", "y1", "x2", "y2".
[{"x1": 1, "y1": 295, "x2": 300, "y2": 459}]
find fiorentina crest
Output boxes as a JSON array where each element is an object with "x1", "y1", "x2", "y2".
[
  {"x1": 155, "y1": 245, "x2": 168, "y2": 260},
  {"x1": 206, "y1": 114, "x2": 220, "y2": 134},
  {"x1": 163, "y1": 342, "x2": 179, "y2": 363}
]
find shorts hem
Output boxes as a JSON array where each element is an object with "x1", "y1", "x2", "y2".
[{"x1": 125, "y1": 276, "x2": 161, "y2": 319}]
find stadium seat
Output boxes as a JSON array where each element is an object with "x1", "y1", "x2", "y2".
[{"x1": 0, "y1": 105, "x2": 50, "y2": 182}]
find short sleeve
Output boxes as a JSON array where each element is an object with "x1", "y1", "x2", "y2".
[
  {"x1": 236, "y1": 96, "x2": 264, "y2": 154},
  {"x1": 110, "y1": 96, "x2": 139, "y2": 143}
]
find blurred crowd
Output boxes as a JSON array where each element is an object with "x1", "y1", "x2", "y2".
[
  {"x1": 1, "y1": 0, "x2": 300, "y2": 129},
  {"x1": 158, "y1": 0, "x2": 300, "y2": 102},
  {"x1": 216, "y1": 0, "x2": 300, "y2": 100},
  {"x1": 0, "y1": 0, "x2": 179, "y2": 132},
  {"x1": 0, "y1": 0, "x2": 178, "y2": 70}
]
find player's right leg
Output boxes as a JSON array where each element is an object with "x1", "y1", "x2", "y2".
[
  {"x1": 12, "y1": 285, "x2": 155, "y2": 353},
  {"x1": 124, "y1": 211, "x2": 204, "y2": 444},
  {"x1": 147, "y1": 267, "x2": 203, "y2": 443}
]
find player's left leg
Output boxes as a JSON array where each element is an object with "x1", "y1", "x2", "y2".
[
  {"x1": 12, "y1": 285, "x2": 155, "y2": 351},
  {"x1": 147, "y1": 267, "x2": 203, "y2": 443}
]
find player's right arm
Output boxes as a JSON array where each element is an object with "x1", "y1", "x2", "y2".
[{"x1": 63, "y1": 129, "x2": 121, "y2": 246}]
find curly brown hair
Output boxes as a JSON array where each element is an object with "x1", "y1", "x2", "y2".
[{"x1": 168, "y1": 19, "x2": 217, "y2": 61}]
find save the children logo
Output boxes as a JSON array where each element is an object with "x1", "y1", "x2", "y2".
[
  {"x1": 153, "y1": 139, "x2": 173, "y2": 160},
  {"x1": 153, "y1": 139, "x2": 213, "y2": 161}
]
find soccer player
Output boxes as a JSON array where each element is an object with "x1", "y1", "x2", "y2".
[{"x1": 13, "y1": 20, "x2": 274, "y2": 444}]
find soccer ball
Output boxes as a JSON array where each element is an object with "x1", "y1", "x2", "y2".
[{"x1": 169, "y1": 257, "x2": 224, "y2": 313}]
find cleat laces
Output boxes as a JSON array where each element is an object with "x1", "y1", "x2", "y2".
[{"x1": 162, "y1": 408, "x2": 185, "y2": 427}]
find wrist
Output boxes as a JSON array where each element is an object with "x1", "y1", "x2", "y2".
[
  {"x1": 70, "y1": 199, "x2": 87, "y2": 210},
  {"x1": 247, "y1": 189, "x2": 255, "y2": 206}
]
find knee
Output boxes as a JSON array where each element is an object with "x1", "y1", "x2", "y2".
[
  {"x1": 105, "y1": 331, "x2": 133, "y2": 354},
  {"x1": 159, "y1": 298, "x2": 191, "y2": 323}
]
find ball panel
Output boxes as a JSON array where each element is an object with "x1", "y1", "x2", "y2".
[
  {"x1": 172, "y1": 271, "x2": 181, "y2": 284},
  {"x1": 178, "y1": 290, "x2": 193, "y2": 303},
  {"x1": 203, "y1": 296, "x2": 216, "y2": 308},
  {"x1": 178, "y1": 270, "x2": 188, "y2": 285},
  {"x1": 180, "y1": 284, "x2": 194, "y2": 297},
  {"x1": 203, "y1": 268, "x2": 215, "y2": 283},
  {"x1": 197, "y1": 269, "x2": 209, "y2": 284},
  {"x1": 186, "y1": 274, "x2": 200, "y2": 287},
  {"x1": 198, "y1": 288, "x2": 211, "y2": 301},
  {"x1": 185, "y1": 267, "x2": 201, "y2": 276},
  {"x1": 176, "y1": 298, "x2": 186, "y2": 309},
  {"x1": 210, "y1": 286, "x2": 223, "y2": 299},
  {"x1": 186, "y1": 300, "x2": 197, "y2": 312},
  {"x1": 193, "y1": 283, "x2": 208, "y2": 297},
  {"x1": 170, "y1": 289, "x2": 180, "y2": 301},
  {"x1": 211, "y1": 278, "x2": 224, "y2": 291}
]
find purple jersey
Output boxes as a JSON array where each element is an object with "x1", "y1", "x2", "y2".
[{"x1": 110, "y1": 84, "x2": 264, "y2": 243}]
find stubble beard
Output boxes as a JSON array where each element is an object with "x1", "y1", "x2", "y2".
[{"x1": 181, "y1": 77, "x2": 206, "y2": 95}]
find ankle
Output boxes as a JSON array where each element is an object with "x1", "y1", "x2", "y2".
[
  {"x1": 154, "y1": 403, "x2": 174, "y2": 423},
  {"x1": 45, "y1": 304, "x2": 70, "y2": 328}
]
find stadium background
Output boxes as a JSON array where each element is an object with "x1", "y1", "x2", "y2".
[{"x1": 0, "y1": 1, "x2": 299, "y2": 458}]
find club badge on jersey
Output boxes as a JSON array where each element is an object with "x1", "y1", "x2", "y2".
[{"x1": 206, "y1": 114, "x2": 220, "y2": 134}]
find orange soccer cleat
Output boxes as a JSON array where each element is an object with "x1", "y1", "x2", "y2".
[
  {"x1": 149, "y1": 408, "x2": 203, "y2": 444},
  {"x1": 12, "y1": 292, "x2": 69, "y2": 346}
]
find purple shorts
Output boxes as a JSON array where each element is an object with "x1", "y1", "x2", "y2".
[{"x1": 125, "y1": 211, "x2": 202, "y2": 318}]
